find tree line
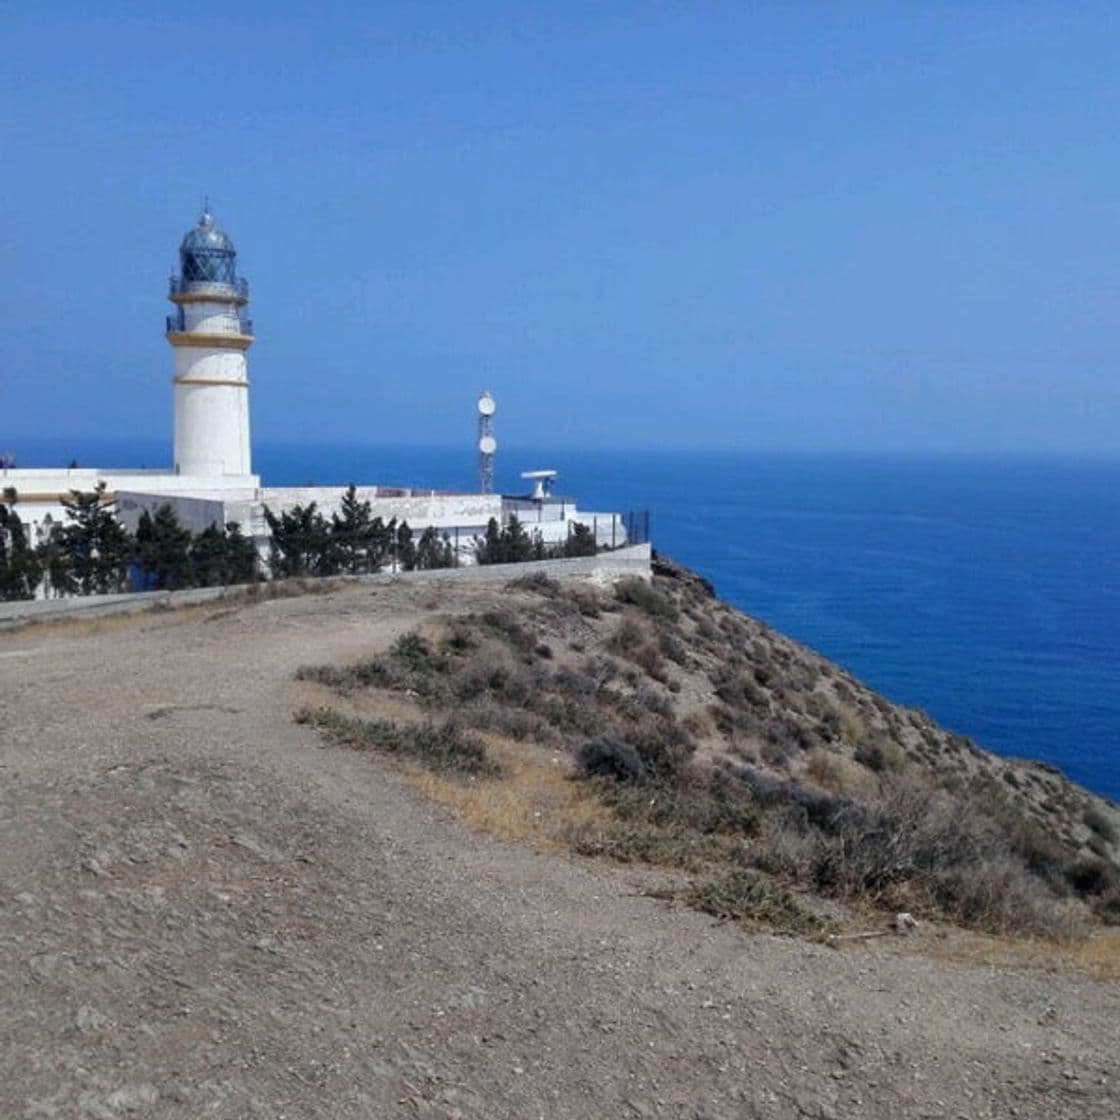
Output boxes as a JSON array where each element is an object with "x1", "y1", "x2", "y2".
[
  {"x1": 1, "y1": 482, "x2": 258, "y2": 601},
  {"x1": 1, "y1": 482, "x2": 603, "y2": 602}
]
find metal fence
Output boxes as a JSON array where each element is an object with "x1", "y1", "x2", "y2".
[{"x1": 622, "y1": 509, "x2": 651, "y2": 546}]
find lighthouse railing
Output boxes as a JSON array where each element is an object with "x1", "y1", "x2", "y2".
[{"x1": 168, "y1": 275, "x2": 250, "y2": 301}]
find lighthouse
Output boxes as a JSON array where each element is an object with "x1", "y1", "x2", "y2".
[{"x1": 166, "y1": 207, "x2": 254, "y2": 477}]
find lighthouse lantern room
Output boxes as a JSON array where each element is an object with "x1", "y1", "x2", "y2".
[{"x1": 167, "y1": 207, "x2": 254, "y2": 477}]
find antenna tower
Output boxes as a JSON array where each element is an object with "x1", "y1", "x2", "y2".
[{"x1": 477, "y1": 390, "x2": 496, "y2": 493}]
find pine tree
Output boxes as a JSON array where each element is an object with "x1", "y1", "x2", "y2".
[
  {"x1": 475, "y1": 517, "x2": 504, "y2": 565},
  {"x1": 0, "y1": 489, "x2": 43, "y2": 601},
  {"x1": 133, "y1": 504, "x2": 193, "y2": 589},
  {"x1": 189, "y1": 524, "x2": 229, "y2": 587},
  {"x1": 53, "y1": 482, "x2": 131, "y2": 595},
  {"x1": 331, "y1": 484, "x2": 374, "y2": 573},
  {"x1": 224, "y1": 521, "x2": 259, "y2": 584},
  {"x1": 263, "y1": 502, "x2": 332, "y2": 578},
  {"x1": 369, "y1": 516, "x2": 394, "y2": 572},
  {"x1": 503, "y1": 514, "x2": 534, "y2": 562},
  {"x1": 189, "y1": 521, "x2": 259, "y2": 586},
  {"x1": 564, "y1": 521, "x2": 598, "y2": 558},
  {"x1": 415, "y1": 525, "x2": 454, "y2": 570}
]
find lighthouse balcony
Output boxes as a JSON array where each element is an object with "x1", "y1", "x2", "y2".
[
  {"x1": 166, "y1": 313, "x2": 253, "y2": 337},
  {"x1": 169, "y1": 275, "x2": 250, "y2": 302}
]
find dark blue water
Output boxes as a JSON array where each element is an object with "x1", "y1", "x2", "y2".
[{"x1": 9, "y1": 437, "x2": 1119, "y2": 801}]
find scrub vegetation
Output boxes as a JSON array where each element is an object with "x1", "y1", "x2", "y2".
[{"x1": 296, "y1": 556, "x2": 1120, "y2": 941}]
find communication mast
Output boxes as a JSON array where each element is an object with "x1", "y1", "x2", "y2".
[{"x1": 477, "y1": 391, "x2": 496, "y2": 493}]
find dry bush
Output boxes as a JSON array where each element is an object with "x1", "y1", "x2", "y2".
[
  {"x1": 634, "y1": 680, "x2": 674, "y2": 718},
  {"x1": 505, "y1": 572, "x2": 561, "y2": 596},
  {"x1": 680, "y1": 707, "x2": 716, "y2": 741},
  {"x1": 476, "y1": 609, "x2": 537, "y2": 654},
  {"x1": 565, "y1": 584, "x2": 602, "y2": 617},
  {"x1": 577, "y1": 738, "x2": 648, "y2": 784},
  {"x1": 681, "y1": 870, "x2": 828, "y2": 936},
  {"x1": 613, "y1": 577, "x2": 679, "y2": 621},
  {"x1": 450, "y1": 642, "x2": 535, "y2": 705},
  {"x1": 607, "y1": 614, "x2": 668, "y2": 682},
  {"x1": 1084, "y1": 806, "x2": 1118, "y2": 845},
  {"x1": 939, "y1": 859, "x2": 1086, "y2": 939},
  {"x1": 598, "y1": 770, "x2": 758, "y2": 838},
  {"x1": 804, "y1": 748, "x2": 875, "y2": 797},
  {"x1": 854, "y1": 736, "x2": 905, "y2": 773},
  {"x1": 295, "y1": 707, "x2": 500, "y2": 776},
  {"x1": 462, "y1": 700, "x2": 557, "y2": 744},
  {"x1": 838, "y1": 706, "x2": 868, "y2": 747},
  {"x1": 569, "y1": 820, "x2": 719, "y2": 870}
]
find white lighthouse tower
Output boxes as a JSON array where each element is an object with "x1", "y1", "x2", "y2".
[{"x1": 166, "y1": 206, "x2": 254, "y2": 477}]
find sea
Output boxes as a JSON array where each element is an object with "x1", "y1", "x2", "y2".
[{"x1": 9, "y1": 437, "x2": 1119, "y2": 802}]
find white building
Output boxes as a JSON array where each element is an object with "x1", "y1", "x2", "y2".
[{"x1": 1, "y1": 208, "x2": 628, "y2": 589}]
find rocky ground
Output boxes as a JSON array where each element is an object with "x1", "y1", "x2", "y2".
[{"x1": 1, "y1": 581, "x2": 1117, "y2": 1119}]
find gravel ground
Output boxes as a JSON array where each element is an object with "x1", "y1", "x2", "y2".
[{"x1": 1, "y1": 583, "x2": 1117, "y2": 1119}]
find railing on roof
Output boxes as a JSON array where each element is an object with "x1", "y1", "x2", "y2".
[
  {"x1": 166, "y1": 313, "x2": 253, "y2": 336},
  {"x1": 169, "y1": 275, "x2": 250, "y2": 301}
]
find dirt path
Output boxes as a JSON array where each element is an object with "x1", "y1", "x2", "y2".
[{"x1": 1, "y1": 584, "x2": 1116, "y2": 1119}]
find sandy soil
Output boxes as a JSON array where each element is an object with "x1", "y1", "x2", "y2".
[{"x1": 1, "y1": 582, "x2": 1116, "y2": 1119}]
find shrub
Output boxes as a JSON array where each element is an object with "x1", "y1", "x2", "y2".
[
  {"x1": 391, "y1": 630, "x2": 449, "y2": 676},
  {"x1": 506, "y1": 571, "x2": 561, "y2": 597},
  {"x1": 1066, "y1": 858, "x2": 1117, "y2": 895},
  {"x1": 570, "y1": 821, "x2": 718, "y2": 870},
  {"x1": 939, "y1": 860, "x2": 1083, "y2": 939},
  {"x1": 1084, "y1": 806, "x2": 1118, "y2": 844},
  {"x1": 295, "y1": 659, "x2": 391, "y2": 695},
  {"x1": 565, "y1": 584, "x2": 602, "y2": 617},
  {"x1": 477, "y1": 610, "x2": 537, "y2": 654},
  {"x1": 854, "y1": 737, "x2": 904, "y2": 773},
  {"x1": 295, "y1": 707, "x2": 500, "y2": 776},
  {"x1": 461, "y1": 701, "x2": 556, "y2": 744},
  {"x1": 681, "y1": 870, "x2": 827, "y2": 935},
  {"x1": 576, "y1": 738, "x2": 649, "y2": 784},
  {"x1": 599, "y1": 771, "x2": 759, "y2": 837},
  {"x1": 613, "y1": 577, "x2": 679, "y2": 621}
]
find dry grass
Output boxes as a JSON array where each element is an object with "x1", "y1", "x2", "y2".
[
  {"x1": 403, "y1": 734, "x2": 610, "y2": 848},
  {"x1": 873, "y1": 926, "x2": 1120, "y2": 982}
]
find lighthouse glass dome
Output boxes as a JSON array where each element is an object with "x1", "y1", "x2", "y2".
[{"x1": 171, "y1": 209, "x2": 248, "y2": 297}]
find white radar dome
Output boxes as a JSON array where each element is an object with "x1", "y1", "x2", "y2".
[
  {"x1": 477, "y1": 392, "x2": 496, "y2": 417},
  {"x1": 478, "y1": 435, "x2": 497, "y2": 454}
]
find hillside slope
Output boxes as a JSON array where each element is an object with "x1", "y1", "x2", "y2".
[
  {"x1": 299, "y1": 557, "x2": 1120, "y2": 939},
  {"x1": 0, "y1": 576, "x2": 1117, "y2": 1119}
]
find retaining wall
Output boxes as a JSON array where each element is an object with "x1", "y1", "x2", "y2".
[{"x1": 0, "y1": 544, "x2": 651, "y2": 631}]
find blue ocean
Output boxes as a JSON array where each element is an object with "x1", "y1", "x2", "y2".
[{"x1": 9, "y1": 438, "x2": 1120, "y2": 802}]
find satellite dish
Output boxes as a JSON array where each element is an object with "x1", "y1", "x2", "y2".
[
  {"x1": 478, "y1": 392, "x2": 496, "y2": 417},
  {"x1": 478, "y1": 435, "x2": 497, "y2": 455}
]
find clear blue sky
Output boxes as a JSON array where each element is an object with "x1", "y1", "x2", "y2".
[{"x1": 2, "y1": 2, "x2": 1118, "y2": 453}]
